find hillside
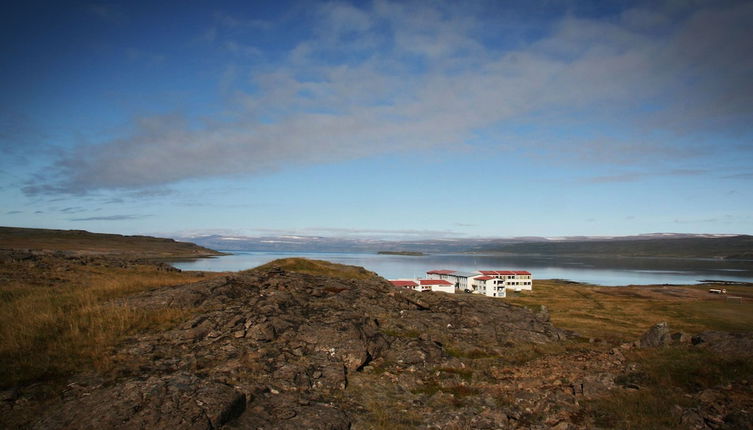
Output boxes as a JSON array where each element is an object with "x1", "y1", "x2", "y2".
[
  {"x1": 2, "y1": 255, "x2": 751, "y2": 429},
  {"x1": 482, "y1": 235, "x2": 753, "y2": 260},
  {"x1": 0, "y1": 226, "x2": 223, "y2": 258}
]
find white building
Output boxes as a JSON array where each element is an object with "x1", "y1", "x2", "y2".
[
  {"x1": 477, "y1": 270, "x2": 533, "y2": 291},
  {"x1": 426, "y1": 270, "x2": 478, "y2": 291},
  {"x1": 470, "y1": 276, "x2": 507, "y2": 298},
  {"x1": 389, "y1": 279, "x2": 455, "y2": 294},
  {"x1": 389, "y1": 280, "x2": 420, "y2": 291},
  {"x1": 392, "y1": 269, "x2": 532, "y2": 298},
  {"x1": 419, "y1": 279, "x2": 455, "y2": 294}
]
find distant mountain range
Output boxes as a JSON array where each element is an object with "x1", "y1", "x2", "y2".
[{"x1": 176, "y1": 233, "x2": 753, "y2": 260}]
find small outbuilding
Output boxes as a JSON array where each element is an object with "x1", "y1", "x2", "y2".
[{"x1": 419, "y1": 279, "x2": 455, "y2": 294}]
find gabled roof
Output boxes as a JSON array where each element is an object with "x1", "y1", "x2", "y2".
[
  {"x1": 419, "y1": 279, "x2": 453, "y2": 286},
  {"x1": 390, "y1": 280, "x2": 418, "y2": 287},
  {"x1": 426, "y1": 269, "x2": 456, "y2": 275},
  {"x1": 450, "y1": 271, "x2": 478, "y2": 278},
  {"x1": 474, "y1": 275, "x2": 495, "y2": 280},
  {"x1": 478, "y1": 270, "x2": 531, "y2": 276}
]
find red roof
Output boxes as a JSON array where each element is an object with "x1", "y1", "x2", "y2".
[
  {"x1": 478, "y1": 270, "x2": 502, "y2": 275},
  {"x1": 478, "y1": 270, "x2": 530, "y2": 276},
  {"x1": 426, "y1": 269, "x2": 456, "y2": 275},
  {"x1": 390, "y1": 280, "x2": 418, "y2": 287},
  {"x1": 474, "y1": 276, "x2": 495, "y2": 280},
  {"x1": 419, "y1": 279, "x2": 453, "y2": 285}
]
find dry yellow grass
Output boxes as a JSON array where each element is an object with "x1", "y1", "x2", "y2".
[
  {"x1": 507, "y1": 280, "x2": 753, "y2": 342},
  {"x1": 0, "y1": 259, "x2": 218, "y2": 388},
  {"x1": 250, "y1": 257, "x2": 381, "y2": 281}
]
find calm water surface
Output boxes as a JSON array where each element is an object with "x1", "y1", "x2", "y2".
[{"x1": 171, "y1": 251, "x2": 753, "y2": 286}]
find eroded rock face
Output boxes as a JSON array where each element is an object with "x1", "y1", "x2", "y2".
[
  {"x1": 30, "y1": 265, "x2": 568, "y2": 429},
  {"x1": 36, "y1": 373, "x2": 245, "y2": 430}
]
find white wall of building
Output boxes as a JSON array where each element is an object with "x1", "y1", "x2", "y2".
[
  {"x1": 469, "y1": 277, "x2": 507, "y2": 298},
  {"x1": 430, "y1": 284, "x2": 455, "y2": 294}
]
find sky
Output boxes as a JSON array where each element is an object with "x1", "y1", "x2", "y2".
[{"x1": 1, "y1": 0, "x2": 752, "y2": 240}]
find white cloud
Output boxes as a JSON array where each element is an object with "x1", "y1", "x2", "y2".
[{"x1": 26, "y1": 0, "x2": 753, "y2": 195}]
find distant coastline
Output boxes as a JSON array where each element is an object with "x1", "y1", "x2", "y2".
[{"x1": 377, "y1": 250, "x2": 426, "y2": 256}]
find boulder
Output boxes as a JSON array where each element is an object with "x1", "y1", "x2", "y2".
[{"x1": 639, "y1": 322, "x2": 671, "y2": 348}]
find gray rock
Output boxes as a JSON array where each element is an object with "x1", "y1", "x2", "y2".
[
  {"x1": 34, "y1": 374, "x2": 245, "y2": 430},
  {"x1": 639, "y1": 322, "x2": 671, "y2": 348},
  {"x1": 22, "y1": 261, "x2": 569, "y2": 429},
  {"x1": 691, "y1": 331, "x2": 753, "y2": 356}
]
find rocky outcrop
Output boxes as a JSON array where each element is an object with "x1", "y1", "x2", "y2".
[
  {"x1": 639, "y1": 321, "x2": 691, "y2": 348},
  {"x1": 35, "y1": 374, "x2": 245, "y2": 430},
  {"x1": 691, "y1": 331, "x2": 753, "y2": 356},
  {"x1": 30, "y1": 263, "x2": 568, "y2": 429},
  {"x1": 6, "y1": 257, "x2": 751, "y2": 429},
  {"x1": 639, "y1": 321, "x2": 671, "y2": 347}
]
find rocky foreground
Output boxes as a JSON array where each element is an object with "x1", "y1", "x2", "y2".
[{"x1": 4, "y1": 259, "x2": 753, "y2": 429}]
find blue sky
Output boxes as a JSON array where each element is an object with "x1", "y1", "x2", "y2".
[{"x1": 1, "y1": 0, "x2": 752, "y2": 240}]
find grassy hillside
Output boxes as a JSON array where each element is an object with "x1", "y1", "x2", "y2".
[
  {"x1": 483, "y1": 235, "x2": 753, "y2": 259},
  {"x1": 0, "y1": 226, "x2": 222, "y2": 258},
  {"x1": 250, "y1": 257, "x2": 381, "y2": 281},
  {"x1": 507, "y1": 280, "x2": 753, "y2": 342},
  {"x1": 0, "y1": 251, "x2": 223, "y2": 389},
  {"x1": 1, "y1": 254, "x2": 751, "y2": 429},
  {"x1": 506, "y1": 280, "x2": 753, "y2": 428}
]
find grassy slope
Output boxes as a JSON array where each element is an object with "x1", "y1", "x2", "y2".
[
  {"x1": 507, "y1": 280, "x2": 753, "y2": 428},
  {"x1": 252, "y1": 262, "x2": 753, "y2": 428},
  {"x1": 507, "y1": 280, "x2": 753, "y2": 341},
  {"x1": 0, "y1": 257, "x2": 222, "y2": 389},
  {"x1": 483, "y1": 235, "x2": 753, "y2": 259},
  {"x1": 250, "y1": 257, "x2": 382, "y2": 281},
  {"x1": 2, "y1": 251, "x2": 752, "y2": 428},
  {"x1": 0, "y1": 226, "x2": 222, "y2": 258}
]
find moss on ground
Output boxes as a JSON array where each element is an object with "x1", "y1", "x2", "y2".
[{"x1": 250, "y1": 257, "x2": 381, "y2": 281}]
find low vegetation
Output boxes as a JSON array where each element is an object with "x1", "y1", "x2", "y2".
[
  {"x1": 0, "y1": 254, "x2": 220, "y2": 388},
  {"x1": 507, "y1": 280, "x2": 753, "y2": 428},
  {"x1": 507, "y1": 279, "x2": 753, "y2": 342},
  {"x1": 250, "y1": 257, "x2": 380, "y2": 281},
  {"x1": 2, "y1": 247, "x2": 751, "y2": 429},
  {"x1": 583, "y1": 346, "x2": 753, "y2": 428}
]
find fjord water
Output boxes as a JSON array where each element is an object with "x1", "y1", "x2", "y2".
[{"x1": 170, "y1": 251, "x2": 753, "y2": 286}]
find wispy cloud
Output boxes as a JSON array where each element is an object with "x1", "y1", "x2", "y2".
[
  {"x1": 69, "y1": 214, "x2": 150, "y2": 221},
  {"x1": 723, "y1": 172, "x2": 753, "y2": 180},
  {"x1": 58, "y1": 206, "x2": 87, "y2": 214},
  {"x1": 582, "y1": 168, "x2": 708, "y2": 184},
  {"x1": 584, "y1": 173, "x2": 645, "y2": 184},
  {"x1": 673, "y1": 217, "x2": 718, "y2": 224},
  {"x1": 25, "y1": 0, "x2": 753, "y2": 195}
]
